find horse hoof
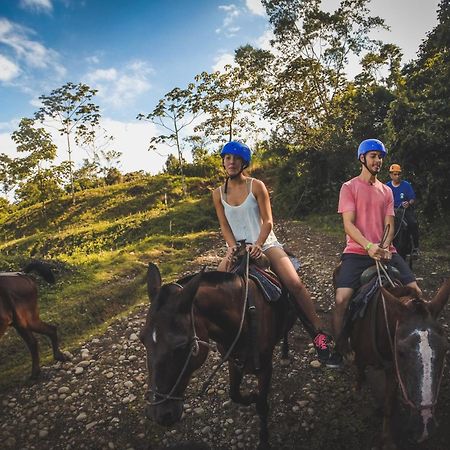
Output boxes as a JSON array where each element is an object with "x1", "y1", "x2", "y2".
[
  {"x1": 280, "y1": 357, "x2": 290, "y2": 367},
  {"x1": 55, "y1": 351, "x2": 70, "y2": 362}
]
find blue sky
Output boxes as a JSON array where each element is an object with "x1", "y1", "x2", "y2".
[{"x1": 0, "y1": 0, "x2": 441, "y2": 176}]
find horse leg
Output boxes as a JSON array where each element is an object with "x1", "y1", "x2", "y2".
[
  {"x1": 14, "y1": 326, "x2": 41, "y2": 379},
  {"x1": 256, "y1": 362, "x2": 273, "y2": 449},
  {"x1": 228, "y1": 362, "x2": 257, "y2": 405},
  {"x1": 281, "y1": 329, "x2": 289, "y2": 361},
  {"x1": 381, "y1": 370, "x2": 398, "y2": 449},
  {"x1": 29, "y1": 320, "x2": 67, "y2": 362}
]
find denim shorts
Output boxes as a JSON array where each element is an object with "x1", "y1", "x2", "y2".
[{"x1": 335, "y1": 253, "x2": 416, "y2": 290}]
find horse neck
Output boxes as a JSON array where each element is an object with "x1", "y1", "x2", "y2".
[{"x1": 194, "y1": 280, "x2": 246, "y2": 348}]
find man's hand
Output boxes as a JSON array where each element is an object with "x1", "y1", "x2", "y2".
[
  {"x1": 368, "y1": 243, "x2": 392, "y2": 261},
  {"x1": 401, "y1": 200, "x2": 410, "y2": 208}
]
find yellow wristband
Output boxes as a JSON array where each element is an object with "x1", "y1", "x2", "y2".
[{"x1": 365, "y1": 242, "x2": 373, "y2": 251}]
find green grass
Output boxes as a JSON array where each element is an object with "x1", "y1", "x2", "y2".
[{"x1": 0, "y1": 173, "x2": 219, "y2": 390}]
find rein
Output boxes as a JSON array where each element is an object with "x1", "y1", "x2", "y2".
[
  {"x1": 372, "y1": 226, "x2": 443, "y2": 412},
  {"x1": 393, "y1": 321, "x2": 443, "y2": 412},
  {"x1": 147, "y1": 253, "x2": 250, "y2": 405},
  {"x1": 146, "y1": 282, "x2": 213, "y2": 407},
  {"x1": 200, "y1": 250, "x2": 250, "y2": 394}
]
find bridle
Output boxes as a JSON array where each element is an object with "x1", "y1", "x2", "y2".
[
  {"x1": 146, "y1": 254, "x2": 250, "y2": 406},
  {"x1": 145, "y1": 282, "x2": 212, "y2": 406},
  {"x1": 373, "y1": 231, "x2": 445, "y2": 413},
  {"x1": 393, "y1": 321, "x2": 445, "y2": 412}
]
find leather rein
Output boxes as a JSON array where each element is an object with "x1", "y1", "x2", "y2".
[{"x1": 147, "y1": 252, "x2": 250, "y2": 406}]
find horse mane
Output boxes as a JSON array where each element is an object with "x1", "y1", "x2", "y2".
[
  {"x1": 23, "y1": 261, "x2": 55, "y2": 284},
  {"x1": 177, "y1": 270, "x2": 238, "y2": 286},
  {"x1": 386, "y1": 285, "x2": 429, "y2": 316}
]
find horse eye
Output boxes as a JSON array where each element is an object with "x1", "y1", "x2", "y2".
[{"x1": 152, "y1": 330, "x2": 157, "y2": 344}]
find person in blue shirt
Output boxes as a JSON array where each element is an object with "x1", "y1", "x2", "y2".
[{"x1": 386, "y1": 164, "x2": 419, "y2": 256}]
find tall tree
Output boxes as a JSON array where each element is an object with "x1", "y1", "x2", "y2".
[
  {"x1": 10, "y1": 118, "x2": 69, "y2": 210},
  {"x1": 137, "y1": 86, "x2": 200, "y2": 196},
  {"x1": 35, "y1": 82, "x2": 100, "y2": 204},
  {"x1": 387, "y1": 0, "x2": 450, "y2": 218},
  {"x1": 193, "y1": 64, "x2": 263, "y2": 142},
  {"x1": 259, "y1": 0, "x2": 386, "y2": 144}
]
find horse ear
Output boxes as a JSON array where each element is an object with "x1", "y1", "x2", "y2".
[
  {"x1": 178, "y1": 269, "x2": 205, "y2": 313},
  {"x1": 381, "y1": 287, "x2": 408, "y2": 316},
  {"x1": 147, "y1": 263, "x2": 162, "y2": 302},
  {"x1": 429, "y1": 278, "x2": 450, "y2": 318}
]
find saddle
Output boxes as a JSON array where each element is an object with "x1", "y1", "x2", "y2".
[
  {"x1": 341, "y1": 264, "x2": 401, "y2": 340},
  {"x1": 228, "y1": 246, "x2": 284, "y2": 371},
  {"x1": 230, "y1": 255, "x2": 282, "y2": 303}
]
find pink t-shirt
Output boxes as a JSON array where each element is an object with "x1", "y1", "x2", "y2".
[{"x1": 338, "y1": 176, "x2": 395, "y2": 255}]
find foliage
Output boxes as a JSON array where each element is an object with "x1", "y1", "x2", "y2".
[
  {"x1": 7, "y1": 118, "x2": 70, "y2": 209},
  {"x1": 386, "y1": 0, "x2": 450, "y2": 218},
  {"x1": 193, "y1": 64, "x2": 264, "y2": 142},
  {"x1": 35, "y1": 82, "x2": 101, "y2": 204},
  {"x1": 0, "y1": 173, "x2": 219, "y2": 387},
  {"x1": 137, "y1": 86, "x2": 201, "y2": 195}
]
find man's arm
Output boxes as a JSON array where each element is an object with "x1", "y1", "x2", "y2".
[{"x1": 342, "y1": 211, "x2": 391, "y2": 261}]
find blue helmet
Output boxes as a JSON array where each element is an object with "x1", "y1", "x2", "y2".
[
  {"x1": 220, "y1": 141, "x2": 251, "y2": 166},
  {"x1": 357, "y1": 139, "x2": 387, "y2": 159}
]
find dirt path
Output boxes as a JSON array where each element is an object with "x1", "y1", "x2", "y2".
[{"x1": 1, "y1": 221, "x2": 449, "y2": 450}]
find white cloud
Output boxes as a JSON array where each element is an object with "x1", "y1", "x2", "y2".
[
  {"x1": 0, "y1": 54, "x2": 20, "y2": 81},
  {"x1": 85, "y1": 55, "x2": 100, "y2": 65},
  {"x1": 216, "y1": 4, "x2": 241, "y2": 36},
  {"x1": 20, "y1": 0, "x2": 53, "y2": 13},
  {"x1": 100, "y1": 118, "x2": 166, "y2": 174},
  {"x1": 212, "y1": 52, "x2": 235, "y2": 72},
  {"x1": 256, "y1": 28, "x2": 274, "y2": 51},
  {"x1": 84, "y1": 61, "x2": 153, "y2": 109},
  {"x1": 0, "y1": 18, "x2": 65, "y2": 81},
  {"x1": 245, "y1": 0, "x2": 265, "y2": 16}
]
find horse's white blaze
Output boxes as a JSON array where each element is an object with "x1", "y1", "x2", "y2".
[
  {"x1": 152, "y1": 330, "x2": 157, "y2": 344},
  {"x1": 416, "y1": 330, "x2": 434, "y2": 407}
]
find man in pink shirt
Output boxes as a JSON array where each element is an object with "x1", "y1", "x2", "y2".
[{"x1": 328, "y1": 139, "x2": 421, "y2": 368}]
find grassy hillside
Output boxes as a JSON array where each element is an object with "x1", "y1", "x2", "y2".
[{"x1": 0, "y1": 174, "x2": 219, "y2": 389}]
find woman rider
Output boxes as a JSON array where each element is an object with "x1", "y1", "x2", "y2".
[{"x1": 212, "y1": 140, "x2": 336, "y2": 365}]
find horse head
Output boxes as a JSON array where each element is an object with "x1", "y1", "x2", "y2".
[
  {"x1": 140, "y1": 263, "x2": 209, "y2": 426},
  {"x1": 386, "y1": 280, "x2": 450, "y2": 442}
]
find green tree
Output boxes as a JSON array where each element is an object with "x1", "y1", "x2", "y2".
[
  {"x1": 137, "y1": 86, "x2": 200, "y2": 196},
  {"x1": 35, "y1": 82, "x2": 101, "y2": 204},
  {"x1": 9, "y1": 118, "x2": 69, "y2": 211},
  {"x1": 387, "y1": 0, "x2": 450, "y2": 218},
  {"x1": 259, "y1": 0, "x2": 387, "y2": 144},
  {"x1": 193, "y1": 64, "x2": 263, "y2": 142}
]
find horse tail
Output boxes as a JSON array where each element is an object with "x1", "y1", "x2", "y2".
[{"x1": 23, "y1": 261, "x2": 56, "y2": 285}]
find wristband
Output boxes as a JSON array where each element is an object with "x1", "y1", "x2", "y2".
[{"x1": 365, "y1": 242, "x2": 373, "y2": 251}]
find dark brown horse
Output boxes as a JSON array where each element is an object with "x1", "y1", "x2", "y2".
[
  {"x1": 339, "y1": 271, "x2": 450, "y2": 448},
  {"x1": 0, "y1": 261, "x2": 67, "y2": 379},
  {"x1": 140, "y1": 261, "x2": 295, "y2": 448}
]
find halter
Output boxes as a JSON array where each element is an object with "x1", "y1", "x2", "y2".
[
  {"x1": 373, "y1": 235, "x2": 444, "y2": 412},
  {"x1": 146, "y1": 256, "x2": 250, "y2": 406},
  {"x1": 393, "y1": 321, "x2": 444, "y2": 412},
  {"x1": 146, "y1": 282, "x2": 213, "y2": 407}
]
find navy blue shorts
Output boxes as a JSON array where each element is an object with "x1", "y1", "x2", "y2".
[{"x1": 335, "y1": 253, "x2": 416, "y2": 290}]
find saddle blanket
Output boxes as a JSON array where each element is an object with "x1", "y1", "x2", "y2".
[{"x1": 249, "y1": 266, "x2": 282, "y2": 303}]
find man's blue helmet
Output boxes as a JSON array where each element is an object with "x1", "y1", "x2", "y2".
[
  {"x1": 220, "y1": 141, "x2": 251, "y2": 166},
  {"x1": 357, "y1": 139, "x2": 387, "y2": 159}
]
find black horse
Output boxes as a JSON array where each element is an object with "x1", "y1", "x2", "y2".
[
  {"x1": 393, "y1": 207, "x2": 414, "y2": 268},
  {"x1": 140, "y1": 261, "x2": 296, "y2": 448}
]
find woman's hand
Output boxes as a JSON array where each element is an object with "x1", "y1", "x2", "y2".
[
  {"x1": 248, "y1": 243, "x2": 263, "y2": 259},
  {"x1": 225, "y1": 245, "x2": 238, "y2": 262}
]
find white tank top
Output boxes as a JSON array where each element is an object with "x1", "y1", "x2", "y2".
[{"x1": 220, "y1": 178, "x2": 279, "y2": 250}]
